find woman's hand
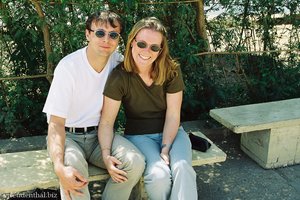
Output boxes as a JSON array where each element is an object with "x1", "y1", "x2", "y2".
[
  {"x1": 104, "y1": 155, "x2": 128, "y2": 183},
  {"x1": 160, "y1": 146, "x2": 170, "y2": 165}
]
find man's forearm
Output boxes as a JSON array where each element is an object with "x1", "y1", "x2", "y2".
[{"x1": 47, "y1": 122, "x2": 66, "y2": 173}]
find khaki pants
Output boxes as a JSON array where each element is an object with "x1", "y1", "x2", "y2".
[{"x1": 49, "y1": 131, "x2": 145, "y2": 200}]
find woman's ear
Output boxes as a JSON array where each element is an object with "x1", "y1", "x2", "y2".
[
  {"x1": 158, "y1": 49, "x2": 163, "y2": 56},
  {"x1": 130, "y1": 39, "x2": 134, "y2": 48}
]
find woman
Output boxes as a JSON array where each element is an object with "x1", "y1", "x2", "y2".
[{"x1": 98, "y1": 17, "x2": 197, "y2": 200}]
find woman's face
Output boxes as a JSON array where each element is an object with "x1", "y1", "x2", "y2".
[{"x1": 131, "y1": 28, "x2": 163, "y2": 70}]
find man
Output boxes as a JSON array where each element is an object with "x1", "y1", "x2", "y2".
[{"x1": 43, "y1": 10, "x2": 145, "y2": 200}]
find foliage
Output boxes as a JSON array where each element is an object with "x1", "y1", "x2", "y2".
[
  {"x1": 0, "y1": 0, "x2": 299, "y2": 138},
  {"x1": 0, "y1": 79, "x2": 49, "y2": 137}
]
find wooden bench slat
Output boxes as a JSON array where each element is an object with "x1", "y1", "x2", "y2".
[{"x1": 0, "y1": 131, "x2": 226, "y2": 194}]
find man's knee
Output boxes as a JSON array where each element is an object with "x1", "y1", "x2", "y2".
[
  {"x1": 64, "y1": 150, "x2": 89, "y2": 178},
  {"x1": 122, "y1": 150, "x2": 145, "y2": 177},
  {"x1": 65, "y1": 149, "x2": 86, "y2": 164}
]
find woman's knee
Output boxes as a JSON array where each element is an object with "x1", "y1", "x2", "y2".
[
  {"x1": 172, "y1": 160, "x2": 196, "y2": 178},
  {"x1": 144, "y1": 165, "x2": 172, "y2": 193}
]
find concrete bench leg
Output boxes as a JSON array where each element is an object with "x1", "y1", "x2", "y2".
[{"x1": 240, "y1": 125, "x2": 300, "y2": 169}]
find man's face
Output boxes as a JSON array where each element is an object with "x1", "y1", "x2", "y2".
[{"x1": 86, "y1": 21, "x2": 121, "y2": 57}]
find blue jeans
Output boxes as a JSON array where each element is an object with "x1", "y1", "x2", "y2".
[{"x1": 125, "y1": 126, "x2": 197, "y2": 200}]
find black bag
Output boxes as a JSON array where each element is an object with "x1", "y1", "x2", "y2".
[{"x1": 188, "y1": 132, "x2": 211, "y2": 152}]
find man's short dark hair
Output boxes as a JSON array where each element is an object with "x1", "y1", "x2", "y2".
[{"x1": 86, "y1": 10, "x2": 123, "y2": 33}]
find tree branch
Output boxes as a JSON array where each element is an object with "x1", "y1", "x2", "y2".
[
  {"x1": 29, "y1": 0, "x2": 53, "y2": 83},
  {"x1": 194, "y1": 0, "x2": 210, "y2": 52}
]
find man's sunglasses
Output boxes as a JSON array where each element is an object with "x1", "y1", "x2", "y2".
[
  {"x1": 89, "y1": 29, "x2": 120, "y2": 40},
  {"x1": 134, "y1": 39, "x2": 162, "y2": 52}
]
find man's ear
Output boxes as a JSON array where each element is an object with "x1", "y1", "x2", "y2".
[{"x1": 85, "y1": 29, "x2": 90, "y2": 41}]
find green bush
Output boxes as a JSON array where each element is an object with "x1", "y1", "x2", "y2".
[{"x1": 0, "y1": 0, "x2": 299, "y2": 138}]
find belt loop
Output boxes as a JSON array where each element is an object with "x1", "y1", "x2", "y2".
[
  {"x1": 72, "y1": 127, "x2": 75, "y2": 133},
  {"x1": 84, "y1": 127, "x2": 87, "y2": 132}
]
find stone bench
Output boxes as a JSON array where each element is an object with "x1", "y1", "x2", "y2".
[
  {"x1": 0, "y1": 131, "x2": 226, "y2": 198},
  {"x1": 209, "y1": 98, "x2": 300, "y2": 169}
]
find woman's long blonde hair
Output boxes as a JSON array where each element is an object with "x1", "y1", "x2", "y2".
[{"x1": 124, "y1": 17, "x2": 179, "y2": 85}]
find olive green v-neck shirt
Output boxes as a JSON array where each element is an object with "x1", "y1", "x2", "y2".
[{"x1": 103, "y1": 64, "x2": 185, "y2": 135}]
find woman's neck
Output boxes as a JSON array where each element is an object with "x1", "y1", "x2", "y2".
[
  {"x1": 138, "y1": 66, "x2": 153, "y2": 86},
  {"x1": 137, "y1": 64, "x2": 152, "y2": 76}
]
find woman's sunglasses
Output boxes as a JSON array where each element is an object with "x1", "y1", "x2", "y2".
[
  {"x1": 89, "y1": 29, "x2": 120, "y2": 40},
  {"x1": 134, "y1": 39, "x2": 162, "y2": 52}
]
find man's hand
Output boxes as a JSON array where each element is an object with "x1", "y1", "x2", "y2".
[
  {"x1": 56, "y1": 165, "x2": 88, "y2": 200},
  {"x1": 104, "y1": 155, "x2": 128, "y2": 183}
]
